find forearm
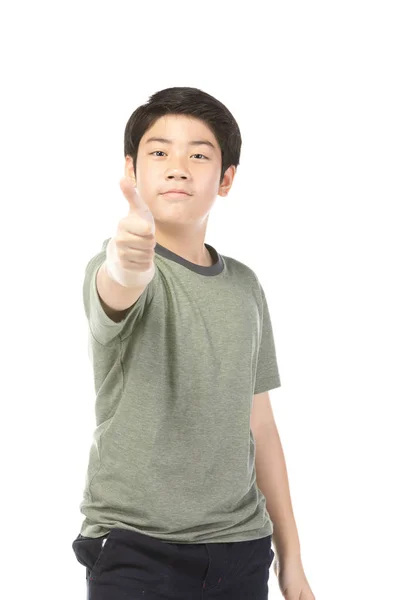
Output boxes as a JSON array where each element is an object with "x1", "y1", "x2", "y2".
[{"x1": 253, "y1": 422, "x2": 301, "y2": 561}]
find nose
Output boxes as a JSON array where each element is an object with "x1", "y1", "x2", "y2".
[
  {"x1": 166, "y1": 171, "x2": 189, "y2": 180},
  {"x1": 167, "y1": 173, "x2": 188, "y2": 180},
  {"x1": 165, "y1": 165, "x2": 190, "y2": 180}
]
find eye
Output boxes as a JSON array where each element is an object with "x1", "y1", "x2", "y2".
[{"x1": 149, "y1": 151, "x2": 209, "y2": 160}]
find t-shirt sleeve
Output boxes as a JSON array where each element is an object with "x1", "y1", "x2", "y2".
[
  {"x1": 253, "y1": 281, "x2": 281, "y2": 394},
  {"x1": 82, "y1": 240, "x2": 159, "y2": 346}
]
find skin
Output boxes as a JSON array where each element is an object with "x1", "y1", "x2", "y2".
[{"x1": 124, "y1": 114, "x2": 236, "y2": 266}]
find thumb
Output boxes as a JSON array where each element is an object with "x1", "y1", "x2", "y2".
[
  {"x1": 119, "y1": 176, "x2": 155, "y2": 232},
  {"x1": 120, "y1": 176, "x2": 150, "y2": 214}
]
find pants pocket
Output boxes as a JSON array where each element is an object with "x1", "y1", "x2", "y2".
[
  {"x1": 90, "y1": 535, "x2": 116, "y2": 578},
  {"x1": 72, "y1": 530, "x2": 115, "y2": 577},
  {"x1": 269, "y1": 546, "x2": 275, "y2": 569}
]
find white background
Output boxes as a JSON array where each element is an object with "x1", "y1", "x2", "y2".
[{"x1": 1, "y1": 1, "x2": 399, "y2": 598}]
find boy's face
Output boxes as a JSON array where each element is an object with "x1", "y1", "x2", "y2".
[{"x1": 126, "y1": 114, "x2": 235, "y2": 227}]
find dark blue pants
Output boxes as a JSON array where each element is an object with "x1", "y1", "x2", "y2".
[{"x1": 72, "y1": 527, "x2": 275, "y2": 599}]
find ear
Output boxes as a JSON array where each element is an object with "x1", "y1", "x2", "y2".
[
  {"x1": 124, "y1": 156, "x2": 136, "y2": 184},
  {"x1": 218, "y1": 165, "x2": 236, "y2": 197}
]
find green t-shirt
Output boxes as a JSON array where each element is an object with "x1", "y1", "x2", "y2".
[{"x1": 78, "y1": 238, "x2": 281, "y2": 543}]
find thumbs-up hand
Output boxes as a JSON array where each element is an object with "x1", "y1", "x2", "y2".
[{"x1": 105, "y1": 177, "x2": 157, "y2": 288}]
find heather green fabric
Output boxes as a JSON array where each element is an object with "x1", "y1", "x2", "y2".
[{"x1": 78, "y1": 238, "x2": 281, "y2": 543}]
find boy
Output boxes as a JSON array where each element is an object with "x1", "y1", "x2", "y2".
[{"x1": 72, "y1": 87, "x2": 315, "y2": 599}]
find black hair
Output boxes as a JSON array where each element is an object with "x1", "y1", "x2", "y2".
[{"x1": 124, "y1": 87, "x2": 242, "y2": 184}]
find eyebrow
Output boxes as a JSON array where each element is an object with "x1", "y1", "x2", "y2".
[{"x1": 145, "y1": 137, "x2": 216, "y2": 151}]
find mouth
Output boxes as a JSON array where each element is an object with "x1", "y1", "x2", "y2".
[{"x1": 162, "y1": 191, "x2": 190, "y2": 197}]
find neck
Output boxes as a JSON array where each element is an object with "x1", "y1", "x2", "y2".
[{"x1": 155, "y1": 224, "x2": 212, "y2": 267}]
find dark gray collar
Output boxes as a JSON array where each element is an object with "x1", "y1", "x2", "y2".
[{"x1": 155, "y1": 242, "x2": 224, "y2": 276}]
